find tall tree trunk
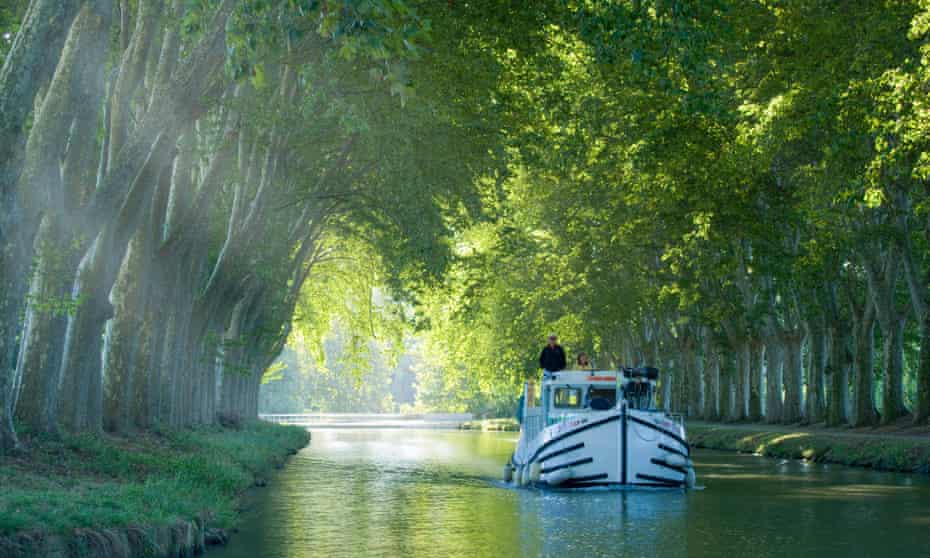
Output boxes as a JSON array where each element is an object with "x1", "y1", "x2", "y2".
[
  {"x1": 661, "y1": 371, "x2": 673, "y2": 412},
  {"x1": 0, "y1": 0, "x2": 81, "y2": 180},
  {"x1": 690, "y1": 344, "x2": 705, "y2": 419},
  {"x1": 139, "y1": 290, "x2": 166, "y2": 428},
  {"x1": 895, "y1": 189, "x2": 930, "y2": 424},
  {"x1": 157, "y1": 296, "x2": 178, "y2": 425},
  {"x1": 0, "y1": 0, "x2": 110, "y2": 449},
  {"x1": 880, "y1": 315, "x2": 908, "y2": 424},
  {"x1": 12, "y1": 217, "x2": 75, "y2": 433},
  {"x1": 733, "y1": 342, "x2": 749, "y2": 421},
  {"x1": 58, "y1": 235, "x2": 112, "y2": 433},
  {"x1": 721, "y1": 352, "x2": 734, "y2": 421},
  {"x1": 852, "y1": 306, "x2": 878, "y2": 426},
  {"x1": 765, "y1": 339, "x2": 784, "y2": 423},
  {"x1": 916, "y1": 308, "x2": 930, "y2": 425},
  {"x1": 826, "y1": 316, "x2": 851, "y2": 427},
  {"x1": 129, "y1": 295, "x2": 156, "y2": 429},
  {"x1": 865, "y1": 245, "x2": 909, "y2": 424},
  {"x1": 674, "y1": 347, "x2": 688, "y2": 414},
  {"x1": 783, "y1": 333, "x2": 803, "y2": 424},
  {"x1": 748, "y1": 340, "x2": 763, "y2": 421},
  {"x1": 106, "y1": 0, "x2": 162, "y2": 170},
  {"x1": 805, "y1": 318, "x2": 826, "y2": 425},
  {"x1": 102, "y1": 231, "x2": 151, "y2": 432},
  {"x1": 702, "y1": 335, "x2": 719, "y2": 421}
]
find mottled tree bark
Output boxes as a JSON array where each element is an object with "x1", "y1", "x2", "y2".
[
  {"x1": 880, "y1": 315, "x2": 908, "y2": 424},
  {"x1": 724, "y1": 358, "x2": 737, "y2": 421},
  {"x1": 0, "y1": 0, "x2": 80, "y2": 177},
  {"x1": 825, "y1": 287, "x2": 851, "y2": 427},
  {"x1": 12, "y1": 0, "x2": 109, "y2": 433},
  {"x1": 805, "y1": 317, "x2": 826, "y2": 425},
  {"x1": 102, "y1": 233, "x2": 149, "y2": 432},
  {"x1": 895, "y1": 190, "x2": 930, "y2": 425},
  {"x1": 732, "y1": 342, "x2": 748, "y2": 421},
  {"x1": 0, "y1": 0, "x2": 80, "y2": 443},
  {"x1": 748, "y1": 340, "x2": 763, "y2": 421},
  {"x1": 702, "y1": 336, "x2": 720, "y2": 421},
  {"x1": 865, "y1": 247, "x2": 909, "y2": 424},
  {"x1": 13, "y1": 217, "x2": 74, "y2": 433},
  {"x1": 916, "y1": 308, "x2": 930, "y2": 425},
  {"x1": 765, "y1": 339, "x2": 783, "y2": 424},
  {"x1": 782, "y1": 332, "x2": 803, "y2": 424},
  {"x1": 690, "y1": 343, "x2": 705, "y2": 419},
  {"x1": 106, "y1": 0, "x2": 162, "y2": 170},
  {"x1": 852, "y1": 305, "x2": 878, "y2": 426},
  {"x1": 914, "y1": 311, "x2": 930, "y2": 424},
  {"x1": 58, "y1": 235, "x2": 111, "y2": 432}
]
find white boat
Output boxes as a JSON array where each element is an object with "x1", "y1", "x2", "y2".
[{"x1": 504, "y1": 367, "x2": 696, "y2": 489}]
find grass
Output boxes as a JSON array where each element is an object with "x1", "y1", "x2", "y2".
[
  {"x1": 0, "y1": 421, "x2": 310, "y2": 537},
  {"x1": 687, "y1": 424, "x2": 930, "y2": 474},
  {"x1": 459, "y1": 418, "x2": 520, "y2": 432}
]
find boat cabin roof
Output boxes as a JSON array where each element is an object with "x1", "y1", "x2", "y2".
[
  {"x1": 543, "y1": 370, "x2": 619, "y2": 385},
  {"x1": 542, "y1": 369, "x2": 658, "y2": 386}
]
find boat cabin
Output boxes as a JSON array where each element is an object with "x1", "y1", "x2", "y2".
[{"x1": 520, "y1": 367, "x2": 660, "y2": 439}]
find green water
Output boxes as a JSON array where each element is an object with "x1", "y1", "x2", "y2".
[{"x1": 212, "y1": 429, "x2": 930, "y2": 558}]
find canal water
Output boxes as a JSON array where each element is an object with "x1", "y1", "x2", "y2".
[{"x1": 212, "y1": 429, "x2": 930, "y2": 558}]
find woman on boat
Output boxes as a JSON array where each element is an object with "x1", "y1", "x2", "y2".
[{"x1": 576, "y1": 352, "x2": 592, "y2": 369}]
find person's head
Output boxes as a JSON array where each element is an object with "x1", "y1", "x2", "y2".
[
  {"x1": 577, "y1": 352, "x2": 589, "y2": 365},
  {"x1": 547, "y1": 333, "x2": 558, "y2": 347}
]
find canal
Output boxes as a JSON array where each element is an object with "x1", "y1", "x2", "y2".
[{"x1": 212, "y1": 429, "x2": 930, "y2": 558}]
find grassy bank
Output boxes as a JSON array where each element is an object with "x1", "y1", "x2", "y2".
[
  {"x1": 459, "y1": 418, "x2": 520, "y2": 432},
  {"x1": 0, "y1": 421, "x2": 310, "y2": 540},
  {"x1": 687, "y1": 423, "x2": 930, "y2": 474}
]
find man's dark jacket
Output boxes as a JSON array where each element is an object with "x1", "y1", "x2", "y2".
[{"x1": 539, "y1": 344, "x2": 567, "y2": 371}]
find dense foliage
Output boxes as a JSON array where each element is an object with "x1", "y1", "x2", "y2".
[
  {"x1": 3, "y1": 0, "x2": 930, "y2": 451},
  {"x1": 0, "y1": 0, "x2": 492, "y2": 451},
  {"x1": 406, "y1": 0, "x2": 930, "y2": 426},
  {"x1": 313, "y1": 0, "x2": 930, "y2": 425}
]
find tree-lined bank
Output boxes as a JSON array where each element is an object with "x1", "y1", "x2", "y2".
[
  {"x1": 5, "y1": 1, "x2": 930, "y2": 457},
  {"x1": 0, "y1": 0, "x2": 495, "y2": 451},
  {"x1": 398, "y1": 1, "x2": 930, "y2": 427}
]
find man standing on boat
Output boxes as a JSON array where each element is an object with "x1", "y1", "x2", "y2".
[{"x1": 539, "y1": 334, "x2": 567, "y2": 372}]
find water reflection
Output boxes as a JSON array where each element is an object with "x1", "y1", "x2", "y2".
[{"x1": 212, "y1": 429, "x2": 930, "y2": 558}]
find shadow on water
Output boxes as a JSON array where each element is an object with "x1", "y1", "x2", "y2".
[{"x1": 212, "y1": 429, "x2": 930, "y2": 558}]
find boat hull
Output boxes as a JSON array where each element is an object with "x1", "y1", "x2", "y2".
[{"x1": 509, "y1": 407, "x2": 692, "y2": 489}]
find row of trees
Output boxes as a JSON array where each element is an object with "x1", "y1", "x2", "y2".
[
  {"x1": 408, "y1": 1, "x2": 930, "y2": 427},
  {"x1": 0, "y1": 0, "x2": 497, "y2": 452},
  {"x1": 7, "y1": 0, "x2": 930, "y2": 446}
]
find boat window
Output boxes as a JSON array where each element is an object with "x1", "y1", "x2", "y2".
[
  {"x1": 587, "y1": 387, "x2": 616, "y2": 408},
  {"x1": 553, "y1": 387, "x2": 582, "y2": 408}
]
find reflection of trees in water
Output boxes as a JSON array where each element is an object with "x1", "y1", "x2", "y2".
[{"x1": 519, "y1": 489, "x2": 688, "y2": 557}]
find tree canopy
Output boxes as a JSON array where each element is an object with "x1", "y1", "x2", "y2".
[{"x1": 3, "y1": 1, "x2": 930, "y2": 451}]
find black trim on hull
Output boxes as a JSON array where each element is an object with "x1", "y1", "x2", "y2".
[
  {"x1": 551, "y1": 481, "x2": 685, "y2": 489},
  {"x1": 632, "y1": 482, "x2": 686, "y2": 489},
  {"x1": 559, "y1": 481, "x2": 616, "y2": 489},
  {"x1": 628, "y1": 415, "x2": 690, "y2": 455},
  {"x1": 541, "y1": 457, "x2": 593, "y2": 475},
  {"x1": 525, "y1": 414, "x2": 621, "y2": 465},
  {"x1": 650, "y1": 457, "x2": 688, "y2": 475},
  {"x1": 537, "y1": 442, "x2": 584, "y2": 464},
  {"x1": 658, "y1": 443, "x2": 689, "y2": 459},
  {"x1": 636, "y1": 472, "x2": 684, "y2": 487},
  {"x1": 621, "y1": 409, "x2": 628, "y2": 485},
  {"x1": 558, "y1": 473, "x2": 608, "y2": 487}
]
